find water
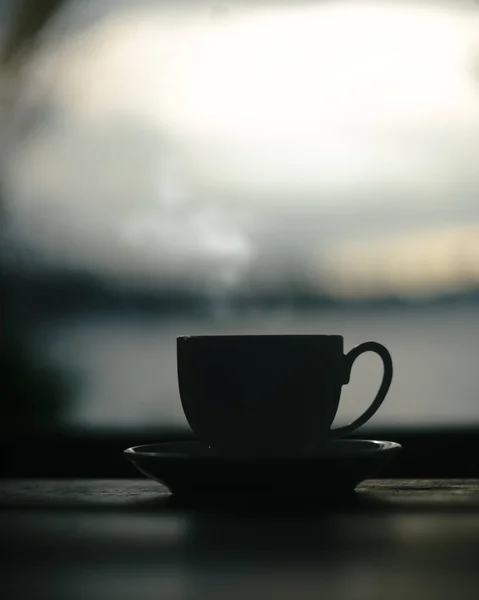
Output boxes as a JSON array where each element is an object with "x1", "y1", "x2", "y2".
[{"x1": 36, "y1": 304, "x2": 479, "y2": 430}]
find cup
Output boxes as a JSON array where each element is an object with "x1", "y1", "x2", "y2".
[{"x1": 177, "y1": 335, "x2": 392, "y2": 456}]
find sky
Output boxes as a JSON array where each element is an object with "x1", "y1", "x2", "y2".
[{"x1": 2, "y1": 0, "x2": 479, "y2": 296}]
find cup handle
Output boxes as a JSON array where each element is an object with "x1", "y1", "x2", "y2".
[{"x1": 331, "y1": 341, "x2": 393, "y2": 438}]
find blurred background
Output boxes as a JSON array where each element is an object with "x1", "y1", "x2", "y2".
[{"x1": 1, "y1": 0, "x2": 478, "y2": 435}]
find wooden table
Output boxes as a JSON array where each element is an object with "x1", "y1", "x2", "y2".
[{"x1": 2, "y1": 480, "x2": 479, "y2": 600}]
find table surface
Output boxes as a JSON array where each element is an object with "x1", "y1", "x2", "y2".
[{"x1": 2, "y1": 479, "x2": 479, "y2": 600}]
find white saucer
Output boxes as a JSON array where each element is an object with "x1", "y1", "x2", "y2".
[{"x1": 124, "y1": 439, "x2": 401, "y2": 497}]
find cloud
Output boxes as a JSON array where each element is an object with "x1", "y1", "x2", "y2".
[
  {"x1": 321, "y1": 224, "x2": 479, "y2": 299},
  {"x1": 2, "y1": 0, "x2": 479, "y2": 290}
]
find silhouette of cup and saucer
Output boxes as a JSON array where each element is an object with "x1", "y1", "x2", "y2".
[{"x1": 125, "y1": 335, "x2": 401, "y2": 497}]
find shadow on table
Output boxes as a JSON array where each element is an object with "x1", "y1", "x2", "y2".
[
  {"x1": 137, "y1": 482, "x2": 479, "y2": 514},
  {"x1": 2, "y1": 479, "x2": 478, "y2": 513}
]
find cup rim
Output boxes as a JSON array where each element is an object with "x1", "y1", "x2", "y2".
[{"x1": 178, "y1": 334, "x2": 344, "y2": 341}]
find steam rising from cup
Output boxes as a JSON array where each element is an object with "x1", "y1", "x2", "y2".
[{"x1": 121, "y1": 155, "x2": 255, "y2": 300}]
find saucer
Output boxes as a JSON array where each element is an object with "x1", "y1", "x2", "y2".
[{"x1": 124, "y1": 439, "x2": 401, "y2": 497}]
